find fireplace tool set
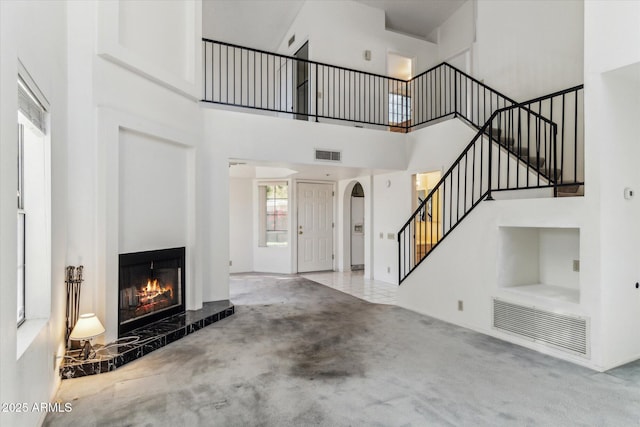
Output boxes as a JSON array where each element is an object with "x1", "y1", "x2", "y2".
[{"x1": 65, "y1": 265, "x2": 83, "y2": 348}]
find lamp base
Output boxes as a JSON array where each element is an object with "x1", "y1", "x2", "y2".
[{"x1": 80, "y1": 340, "x2": 93, "y2": 360}]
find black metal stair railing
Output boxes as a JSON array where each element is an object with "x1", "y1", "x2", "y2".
[
  {"x1": 398, "y1": 85, "x2": 583, "y2": 283},
  {"x1": 408, "y1": 63, "x2": 517, "y2": 131}
]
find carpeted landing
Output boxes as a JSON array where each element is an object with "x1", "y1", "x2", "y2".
[{"x1": 45, "y1": 274, "x2": 640, "y2": 426}]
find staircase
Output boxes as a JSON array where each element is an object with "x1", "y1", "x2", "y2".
[
  {"x1": 398, "y1": 78, "x2": 584, "y2": 283},
  {"x1": 199, "y1": 39, "x2": 584, "y2": 285}
]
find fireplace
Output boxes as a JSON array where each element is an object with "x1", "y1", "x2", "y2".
[{"x1": 118, "y1": 247, "x2": 186, "y2": 336}]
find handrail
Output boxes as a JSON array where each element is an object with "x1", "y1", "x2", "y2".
[
  {"x1": 202, "y1": 39, "x2": 522, "y2": 132},
  {"x1": 398, "y1": 85, "x2": 584, "y2": 283},
  {"x1": 414, "y1": 62, "x2": 518, "y2": 106},
  {"x1": 203, "y1": 38, "x2": 411, "y2": 128},
  {"x1": 203, "y1": 38, "x2": 407, "y2": 83},
  {"x1": 399, "y1": 113, "x2": 497, "y2": 231}
]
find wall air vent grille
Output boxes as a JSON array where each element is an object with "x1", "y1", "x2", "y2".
[
  {"x1": 315, "y1": 150, "x2": 341, "y2": 162},
  {"x1": 493, "y1": 298, "x2": 589, "y2": 358}
]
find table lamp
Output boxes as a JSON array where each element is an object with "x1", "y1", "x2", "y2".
[{"x1": 69, "y1": 313, "x2": 105, "y2": 360}]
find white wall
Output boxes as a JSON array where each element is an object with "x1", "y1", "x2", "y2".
[
  {"x1": 433, "y1": 0, "x2": 475, "y2": 63},
  {"x1": 407, "y1": 119, "x2": 478, "y2": 173},
  {"x1": 276, "y1": 0, "x2": 439, "y2": 76},
  {"x1": 118, "y1": 129, "x2": 190, "y2": 253},
  {"x1": 397, "y1": 198, "x2": 597, "y2": 368},
  {"x1": 473, "y1": 0, "x2": 584, "y2": 101},
  {"x1": 584, "y1": 0, "x2": 640, "y2": 369},
  {"x1": 202, "y1": 107, "x2": 407, "y2": 171},
  {"x1": 372, "y1": 172, "x2": 411, "y2": 283},
  {"x1": 0, "y1": 1, "x2": 68, "y2": 426},
  {"x1": 397, "y1": 0, "x2": 640, "y2": 371},
  {"x1": 229, "y1": 178, "x2": 254, "y2": 273},
  {"x1": 538, "y1": 228, "x2": 579, "y2": 290},
  {"x1": 118, "y1": 0, "x2": 191, "y2": 81},
  {"x1": 202, "y1": 107, "x2": 407, "y2": 286},
  {"x1": 203, "y1": 114, "x2": 476, "y2": 284},
  {"x1": 584, "y1": 1, "x2": 640, "y2": 75},
  {"x1": 369, "y1": 119, "x2": 478, "y2": 284},
  {"x1": 66, "y1": 0, "x2": 203, "y2": 342}
]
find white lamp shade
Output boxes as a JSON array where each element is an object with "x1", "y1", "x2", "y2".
[{"x1": 70, "y1": 313, "x2": 105, "y2": 340}]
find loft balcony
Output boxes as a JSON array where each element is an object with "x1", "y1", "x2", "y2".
[{"x1": 201, "y1": 38, "x2": 517, "y2": 133}]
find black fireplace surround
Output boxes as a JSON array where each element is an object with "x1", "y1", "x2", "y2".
[{"x1": 118, "y1": 247, "x2": 186, "y2": 336}]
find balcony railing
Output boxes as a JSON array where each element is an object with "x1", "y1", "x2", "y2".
[
  {"x1": 203, "y1": 38, "x2": 407, "y2": 129},
  {"x1": 202, "y1": 39, "x2": 518, "y2": 132}
]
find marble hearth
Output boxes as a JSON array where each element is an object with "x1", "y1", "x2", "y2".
[{"x1": 60, "y1": 301, "x2": 234, "y2": 379}]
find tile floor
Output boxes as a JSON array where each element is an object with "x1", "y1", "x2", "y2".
[{"x1": 300, "y1": 270, "x2": 397, "y2": 305}]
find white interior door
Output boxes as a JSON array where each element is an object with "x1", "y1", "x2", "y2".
[{"x1": 298, "y1": 182, "x2": 334, "y2": 272}]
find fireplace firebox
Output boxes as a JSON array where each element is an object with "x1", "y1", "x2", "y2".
[{"x1": 118, "y1": 247, "x2": 186, "y2": 336}]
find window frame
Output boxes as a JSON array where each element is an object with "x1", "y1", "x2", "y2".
[
  {"x1": 16, "y1": 73, "x2": 48, "y2": 328},
  {"x1": 258, "y1": 182, "x2": 289, "y2": 247},
  {"x1": 389, "y1": 92, "x2": 411, "y2": 125}
]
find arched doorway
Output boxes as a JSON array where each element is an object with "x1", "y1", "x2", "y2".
[{"x1": 350, "y1": 183, "x2": 365, "y2": 271}]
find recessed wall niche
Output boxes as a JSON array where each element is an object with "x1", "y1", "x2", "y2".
[{"x1": 498, "y1": 227, "x2": 580, "y2": 304}]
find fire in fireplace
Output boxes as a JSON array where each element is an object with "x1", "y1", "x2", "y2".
[{"x1": 118, "y1": 247, "x2": 186, "y2": 336}]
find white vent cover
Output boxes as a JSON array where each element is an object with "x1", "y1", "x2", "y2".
[
  {"x1": 315, "y1": 149, "x2": 341, "y2": 162},
  {"x1": 493, "y1": 298, "x2": 589, "y2": 358}
]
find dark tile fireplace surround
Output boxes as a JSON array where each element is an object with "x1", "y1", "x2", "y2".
[{"x1": 60, "y1": 247, "x2": 234, "y2": 379}]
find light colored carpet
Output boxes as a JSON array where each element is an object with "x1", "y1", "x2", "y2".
[{"x1": 45, "y1": 274, "x2": 640, "y2": 426}]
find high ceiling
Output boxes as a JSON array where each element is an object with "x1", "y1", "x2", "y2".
[
  {"x1": 204, "y1": 0, "x2": 469, "y2": 177},
  {"x1": 203, "y1": 0, "x2": 468, "y2": 51},
  {"x1": 354, "y1": 0, "x2": 467, "y2": 41}
]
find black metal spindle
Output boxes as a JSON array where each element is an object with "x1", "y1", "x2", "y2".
[
  {"x1": 574, "y1": 91, "x2": 578, "y2": 184},
  {"x1": 464, "y1": 152, "x2": 468, "y2": 211},
  {"x1": 487, "y1": 124, "x2": 493, "y2": 200},
  {"x1": 456, "y1": 164, "x2": 461, "y2": 220},
  {"x1": 526, "y1": 110, "x2": 531, "y2": 187},
  {"x1": 496, "y1": 113, "x2": 501, "y2": 189},
  {"x1": 204, "y1": 42, "x2": 207, "y2": 101},
  {"x1": 552, "y1": 107, "x2": 558, "y2": 194},
  {"x1": 471, "y1": 143, "x2": 476, "y2": 204},
  {"x1": 537, "y1": 100, "x2": 542, "y2": 186}
]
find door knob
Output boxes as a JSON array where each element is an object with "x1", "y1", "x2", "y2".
[{"x1": 299, "y1": 231, "x2": 303, "y2": 235}]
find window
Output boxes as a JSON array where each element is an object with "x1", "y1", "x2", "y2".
[
  {"x1": 389, "y1": 93, "x2": 411, "y2": 125},
  {"x1": 17, "y1": 124, "x2": 25, "y2": 325},
  {"x1": 17, "y1": 77, "x2": 48, "y2": 327},
  {"x1": 258, "y1": 183, "x2": 288, "y2": 247}
]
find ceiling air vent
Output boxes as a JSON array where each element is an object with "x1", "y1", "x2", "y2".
[
  {"x1": 315, "y1": 149, "x2": 341, "y2": 162},
  {"x1": 493, "y1": 298, "x2": 589, "y2": 358}
]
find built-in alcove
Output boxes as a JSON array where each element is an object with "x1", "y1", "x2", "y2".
[{"x1": 498, "y1": 227, "x2": 580, "y2": 304}]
